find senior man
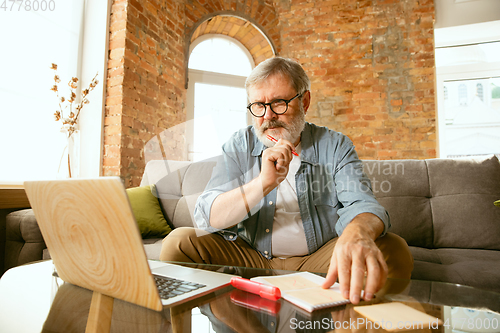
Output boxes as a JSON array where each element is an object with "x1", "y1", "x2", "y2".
[{"x1": 160, "y1": 57, "x2": 413, "y2": 304}]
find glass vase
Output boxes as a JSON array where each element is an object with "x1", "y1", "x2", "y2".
[{"x1": 58, "y1": 130, "x2": 79, "y2": 179}]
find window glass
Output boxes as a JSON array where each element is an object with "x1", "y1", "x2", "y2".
[
  {"x1": 189, "y1": 37, "x2": 252, "y2": 76},
  {"x1": 192, "y1": 82, "x2": 248, "y2": 161},
  {"x1": 477, "y1": 83, "x2": 484, "y2": 101},
  {"x1": 187, "y1": 36, "x2": 253, "y2": 161},
  {"x1": 458, "y1": 84, "x2": 468, "y2": 105},
  {"x1": 435, "y1": 23, "x2": 500, "y2": 159},
  {"x1": 442, "y1": 77, "x2": 500, "y2": 157},
  {"x1": 0, "y1": 1, "x2": 85, "y2": 181}
]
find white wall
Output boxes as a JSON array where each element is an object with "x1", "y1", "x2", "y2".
[{"x1": 435, "y1": 0, "x2": 500, "y2": 29}]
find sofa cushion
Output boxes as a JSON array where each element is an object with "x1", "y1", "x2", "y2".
[
  {"x1": 140, "y1": 159, "x2": 217, "y2": 228},
  {"x1": 142, "y1": 238, "x2": 163, "y2": 261},
  {"x1": 364, "y1": 156, "x2": 500, "y2": 251},
  {"x1": 377, "y1": 197, "x2": 433, "y2": 248},
  {"x1": 427, "y1": 155, "x2": 500, "y2": 250},
  {"x1": 410, "y1": 247, "x2": 500, "y2": 293},
  {"x1": 363, "y1": 160, "x2": 434, "y2": 248},
  {"x1": 126, "y1": 184, "x2": 172, "y2": 239},
  {"x1": 5, "y1": 209, "x2": 47, "y2": 270}
]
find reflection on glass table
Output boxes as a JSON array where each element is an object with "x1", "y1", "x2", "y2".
[{"x1": 0, "y1": 260, "x2": 499, "y2": 333}]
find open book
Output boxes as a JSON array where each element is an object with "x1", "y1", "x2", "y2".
[{"x1": 251, "y1": 272, "x2": 350, "y2": 312}]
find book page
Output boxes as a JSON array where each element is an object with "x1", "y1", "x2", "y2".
[
  {"x1": 286, "y1": 287, "x2": 346, "y2": 306},
  {"x1": 259, "y1": 275, "x2": 320, "y2": 291},
  {"x1": 253, "y1": 272, "x2": 348, "y2": 312}
]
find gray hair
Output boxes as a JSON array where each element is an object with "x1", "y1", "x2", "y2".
[{"x1": 245, "y1": 57, "x2": 311, "y2": 95}]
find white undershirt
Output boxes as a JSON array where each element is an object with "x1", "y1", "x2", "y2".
[{"x1": 271, "y1": 143, "x2": 309, "y2": 257}]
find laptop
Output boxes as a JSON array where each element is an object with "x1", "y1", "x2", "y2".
[{"x1": 24, "y1": 177, "x2": 235, "y2": 311}]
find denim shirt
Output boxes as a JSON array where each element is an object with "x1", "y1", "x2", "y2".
[{"x1": 194, "y1": 122, "x2": 390, "y2": 259}]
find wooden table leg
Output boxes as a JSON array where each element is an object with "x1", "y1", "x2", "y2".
[
  {"x1": 85, "y1": 291, "x2": 114, "y2": 333},
  {"x1": 170, "y1": 306, "x2": 191, "y2": 333}
]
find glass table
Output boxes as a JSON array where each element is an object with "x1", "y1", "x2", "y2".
[{"x1": 0, "y1": 260, "x2": 499, "y2": 333}]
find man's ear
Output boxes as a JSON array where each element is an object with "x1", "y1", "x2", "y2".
[{"x1": 302, "y1": 91, "x2": 311, "y2": 114}]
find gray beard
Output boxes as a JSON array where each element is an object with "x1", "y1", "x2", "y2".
[{"x1": 254, "y1": 105, "x2": 306, "y2": 148}]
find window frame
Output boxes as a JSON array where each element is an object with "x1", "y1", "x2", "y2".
[{"x1": 77, "y1": 0, "x2": 112, "y2": 178}]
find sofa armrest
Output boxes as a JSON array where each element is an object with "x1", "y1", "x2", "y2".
[{"x1": 5, "y1": 209, "x2": 46, "y2": 270}]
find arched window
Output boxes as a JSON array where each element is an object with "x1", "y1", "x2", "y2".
[
  {"x1": 189, "y1": 36, "x2": 252, "y2": 76},
  {"x1": 187, "y1": 36, "x2": 254, "y2": 161},
  {"x1": 458, "y1": 84, "x2": 467, "y2": 106},
  {"x1": 476, "y1": 83, "x2": 484, "y2": 101}
]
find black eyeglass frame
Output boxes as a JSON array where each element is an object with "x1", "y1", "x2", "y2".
[{"x1": 246, "y1": 92, "x2": 303, "y2": 117}]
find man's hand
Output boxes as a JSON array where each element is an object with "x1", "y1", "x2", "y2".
[
  {"x1": 259, "y1": 138, "x2": 295, "y2": 195},
  {"x1": 321, "y1": 213, "x2": 387, "y2": 305},
  {"x1": 209, "y1": 138, "x2": 295, "y2": 229}
]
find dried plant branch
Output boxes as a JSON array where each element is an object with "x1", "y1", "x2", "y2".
[{"x1": 50, "y1": 63, "x2": 99, "y2": 138}]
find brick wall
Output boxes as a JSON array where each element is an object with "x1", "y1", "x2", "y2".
[
  {"x1": 274, "y1": 0, "x2": 436, "y2": 160},
  {"x1": 104, "y1": 0, "x2": 281, "y2": 186},
  {"x1": 105, "y1": 0, "x2": 187, "y2": 187},
  {"x1": 104, "y1": 0, "x2": 437, "y2": 186}
]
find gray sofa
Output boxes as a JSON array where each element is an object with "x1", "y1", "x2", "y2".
[{"x1": 5, "y1": 155, "x2": 500, "y2": 293}]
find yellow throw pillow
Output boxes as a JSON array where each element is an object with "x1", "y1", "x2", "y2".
[{"x1": 126, "y1": 184, "x2": 172, "y2": 238}]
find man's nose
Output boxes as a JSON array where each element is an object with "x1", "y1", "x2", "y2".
[{"x1": 263, "y1": 105, "x2": 277, "y2": 120}]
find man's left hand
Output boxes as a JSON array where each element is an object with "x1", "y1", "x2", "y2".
[{"x1": 321, "y1": 213, "x2": 388, "y2": 304}]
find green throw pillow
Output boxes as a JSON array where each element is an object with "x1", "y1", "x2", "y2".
[{"x1": 126, "y1": 184, "x2": 172, "y2": 238}]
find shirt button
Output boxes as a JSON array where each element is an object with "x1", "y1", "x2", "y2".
[
  {"x1": 264, "y1": 251, "x2": 268, "y2": 255},
  {"x1": 229, "y1": 235, "x2": 234, "y2": 239},
  {"x1": 269, "y1": 201, "x2": 273, "y2": 205},
  {"x1": 266, "y1": 228, "x2": 270, "y2": 233}
]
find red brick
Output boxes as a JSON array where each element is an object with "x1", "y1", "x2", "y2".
[
  {"x1": 391, "y1": 99, "x2": 403, "y2": 106},
  {"x1": 353, "y1": 92, "x2": 381, "y2": 100}
]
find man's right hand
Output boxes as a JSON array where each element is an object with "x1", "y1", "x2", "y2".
[
  {"x1": 208, "y1": 138, "x2": 295, "y2": 230},
  {"x1": 259, "y1": 138, "x2": 295, "y2": 195}
]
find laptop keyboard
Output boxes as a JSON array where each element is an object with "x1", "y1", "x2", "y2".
[{"x1": 154, "y1": 275, "x2": 206, "y2": 300}]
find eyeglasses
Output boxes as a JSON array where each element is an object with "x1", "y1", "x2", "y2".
[{"x1": 247, "y1": 93, "x2": 302, "y2": 117}]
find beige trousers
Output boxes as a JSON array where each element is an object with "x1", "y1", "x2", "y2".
[{"x1": 159, "y1": 227, "x2": 414, "y2": 279}]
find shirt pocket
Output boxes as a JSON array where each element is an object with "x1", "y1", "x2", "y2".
[{"x1": 313, "y1": 195, "x2": 339, "y2": 228}]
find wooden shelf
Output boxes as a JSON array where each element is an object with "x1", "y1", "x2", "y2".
[{"x1": 0, "y1": 185, "x2": 31, "y2": 209}]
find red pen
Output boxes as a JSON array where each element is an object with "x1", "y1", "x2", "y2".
[
  {"x1": 266, "y1": 135, "x2": 299, "y2": 156},
  {"x1": 230, "y1": 277, "x2": 281, "y2": 301}
]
